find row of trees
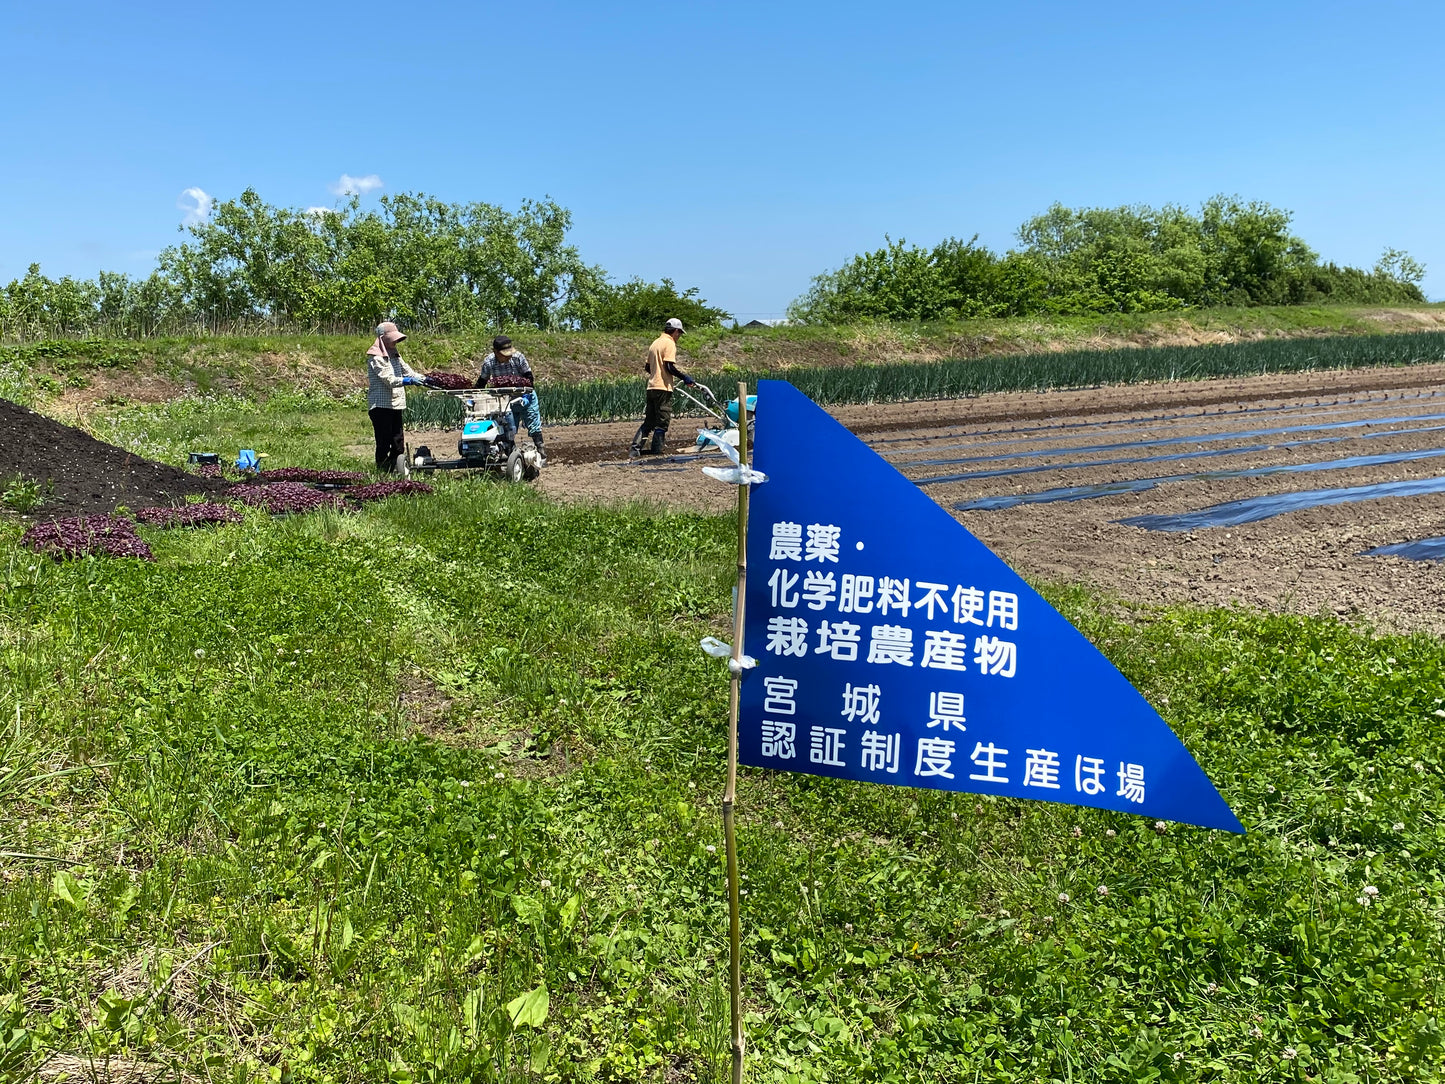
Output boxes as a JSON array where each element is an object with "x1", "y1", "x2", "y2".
[
  {"x1": 788, "y1": 197, "x2": 1427, "y2": 323},
  {"x1": 0, "y1": 189, "x2": 730, "y2": 340},
  {"x1": 2, "y1": 192, "x2": 1429, "y2": 339}
]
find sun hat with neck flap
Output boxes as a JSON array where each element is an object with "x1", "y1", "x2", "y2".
[{"x1": 367, "y1": 321, "x2": 407, "y2": 357}]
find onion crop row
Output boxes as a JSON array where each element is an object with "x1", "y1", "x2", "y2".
[{"x1": 407, "y1": 330, "x2": 1445, "y2": 427}]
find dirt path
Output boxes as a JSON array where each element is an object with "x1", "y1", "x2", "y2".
[{"x1": 526, "y1": 365, "x2": 1445, "y2": 632}]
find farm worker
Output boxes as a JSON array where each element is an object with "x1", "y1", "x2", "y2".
[
  {"x1": 630, "y1": 317, "x2": 697, "y2": 458},
  {"x1": 366, "y1": 320, "x2": 429, "y2": 475},
  {"x1": 477, "y1": 335, "x2": 546, "y2": 465}
]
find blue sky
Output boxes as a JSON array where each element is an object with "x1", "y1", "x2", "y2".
[{"x1": 5, "y1": 0, "x2": 1443, "y2": 317}]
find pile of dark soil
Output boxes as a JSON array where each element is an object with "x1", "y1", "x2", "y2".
[{"x1": 0, "y1": 398, "x2": 228, "y2": 516}]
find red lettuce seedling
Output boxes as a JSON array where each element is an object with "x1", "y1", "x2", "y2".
[
  {"x1": 21, "y1": 514, "x2": 154, "y2": 561},
  {"x1": 135, "y1": 503, "x2": 245, "y2": 528},
  {"x1": 231, "y1": 482, "x2": 345, "y2": 515},
  {"x1": 256, "y1": 468, "x2": 369, "y2": 485},
  {"x1": 349, "y1": 481, "x2": 436, "y2": 502},
  {"x1": 424, "y1": 371, "x2": 474, "y2": 390}
]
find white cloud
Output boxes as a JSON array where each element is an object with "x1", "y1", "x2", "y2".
[
  {"x1": 177, "y1": 187, "x2": 213, "y2": 225},
  {"x1": 329, "y1": 173, "x2": 383, "y2": 197},
  {"x1": 305, "y1": 206, "x2": 334, "y2": 216}
]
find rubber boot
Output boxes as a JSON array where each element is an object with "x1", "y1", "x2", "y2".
[
  {"x1": 630, "y1": 424, "x2": 649, "y2": 459},
  {"x1": 649, "y1": 427, "x2": 667, "y2": 456},
  {"x1": 532, "y1": 433, "x2": 547, "y2": 466}
]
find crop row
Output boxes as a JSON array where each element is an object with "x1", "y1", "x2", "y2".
[{"x1": 403, "y1": 330, "x2": 1445, "y2": 427}]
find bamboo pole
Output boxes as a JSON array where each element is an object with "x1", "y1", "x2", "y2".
[{"x1": 723, "y1": 382, "x2": 749, "y2": 1084}]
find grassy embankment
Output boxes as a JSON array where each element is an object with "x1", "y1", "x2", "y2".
[
  {"x1": 0, "y1": 390, "x2": 1443, "y2": 1080},
  {"x1": 3, "y1": 304, "x2": 1444, "y2": 416}
]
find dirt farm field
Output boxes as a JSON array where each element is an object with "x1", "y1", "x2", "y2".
[{"x1": 522, "y1": 364, "x2": 1445, "y2": 633}]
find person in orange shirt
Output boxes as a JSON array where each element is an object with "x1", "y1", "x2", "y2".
[{"x1": 630, "y1": 317, "x2": 698, "y2": 457}]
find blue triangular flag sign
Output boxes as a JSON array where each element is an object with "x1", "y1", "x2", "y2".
[{"x1": 738, "y1": 381, "x2": 1243, "y2": 833}]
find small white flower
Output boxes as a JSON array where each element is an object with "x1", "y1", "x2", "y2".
[
  {"x1": 1282, "y1": 1047, "x2": 1297, "y2": 1060},
  {"x1": 1356, "y1": 896, "x2": 1371, "y2": 907},
  {"x1": 1250, "y1": 1025, "x2": 1263, "y2": 1039},
  {"x1": 1363, "y1": 885, "x2": 1379, "y2": 897},
  {"x1": 494, "y1": 771, "x2": 505, "y2": 779},
  {"x1": 1071, "y1": 826, "x2": 1082, "y2": 838},
  {"x1": 486, "y1": 834, "x2": 496, "y2": 840},
  {"x1": 1392, "y1": 822, "x2": 1405, "y2": 832},
  {"x1": 1096, "y1": 885, "x2": 1109, "y2": 897},
  {"x1": 459, "y1": 780, "x2": 470, "y2": 788},
  {"x1": 1173, "y1": 1052, "x2": 1184, "y2": 1063},
  {"x1": 1153, "y1": 820, "x2": 1168, "y2": 834},
  {"x1": 1413, "y1": 762, "x2": 1426, "y2": 774},
  {"x1": 1433, "y1": 709, "x2": 1445, "y2": 719},
  {"x1": 1057, "y1": 893, "x2": 1070, "y2": 904},
  {"x1": 1205, "y1": 982, "x2": 1218, "y2": 994},
  {"x1": 705, "y1": 845, "x2": 716, "y2": 853},
  {"x1": 193, "y1": 648, "x2": 205, "y2": 658},
  {"x1": 1266, "y1": 784, "x2": 1276, "y2": 793},
  {"x1": 844, "y1": 923, "x2": 854, "y2": 933},
  {"x1": 687, "y1": 782, "x2": 696, "y2": 790},
  {"x1": 539, "y1": 879, "x2": 551, "y2": 889},
  {"x1": 1105, "y1": 829, "x2": 1117, "y2": 838}
]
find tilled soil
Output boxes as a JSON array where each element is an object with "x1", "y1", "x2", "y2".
[
  {"x1": 529, "y1": 365, "x2": 1445, "y2": 632},
  {"x1": 0, "y1": 397, "x2": 227, "y2": 516}
]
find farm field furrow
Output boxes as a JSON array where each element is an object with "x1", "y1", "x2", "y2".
[{"x1": 536, "y1": 363, "x2": 1445, "y2": 631}]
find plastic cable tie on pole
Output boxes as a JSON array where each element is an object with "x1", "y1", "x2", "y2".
[
  {"x1": 700, "y1": 636, "x2": 756, "y2": 671},
  {"x1": 698, "y1": 430, "x2": 767, "y2": 486}
]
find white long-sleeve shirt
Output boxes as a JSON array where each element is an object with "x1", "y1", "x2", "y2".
[{"x1": 367, "y1": 352, "x2": 425, "y2": 410}]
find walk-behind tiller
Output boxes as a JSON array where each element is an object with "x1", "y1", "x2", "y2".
[
  {"x1": 680, "y1": 383, "x2": 757, "y2": 454},
  {"x1": 409, "y1": 388, "x2": 543, "y2": 482}
]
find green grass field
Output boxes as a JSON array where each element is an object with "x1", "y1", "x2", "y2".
[{"x1": 1, "y1": 452, "x2": 1443, "y2": 1080}]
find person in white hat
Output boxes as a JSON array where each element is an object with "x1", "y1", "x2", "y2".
[
  {"x1": 630, "y1": 317, "x2": 697, "y2": 457},
  {"x1": 366, "y1": 321, "x2": 430, "y2": 474}
]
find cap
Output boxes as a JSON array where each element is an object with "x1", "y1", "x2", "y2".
[
  {"x1": 664, "y1": 318, "x2": 684, "y2": 333},
  {"x1": 492, "y1": 334, "x2": 514, "y2": 357}
]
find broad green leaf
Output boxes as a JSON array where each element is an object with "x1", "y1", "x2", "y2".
[
  {"x1": 559, "y1": 893, "x2": 580, "y2": 930},
  {"x1": 506, "y1": 984, "x2": 549, "y2": 1029}
]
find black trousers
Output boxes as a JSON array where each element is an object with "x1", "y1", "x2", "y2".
[
  {"x1": 640, "y1": 389, "x2": 674, "y2": 434},
  {"x1": 369, "y1": 407, "x2": 405, "y2": 471}
]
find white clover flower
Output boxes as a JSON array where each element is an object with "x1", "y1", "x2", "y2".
[
  {"x1": 193, "y1": 648, "x2": 205, "y2": 659},
  {"x1": 1105, "y1": 829, "x2": 1117, "y2": 838},
  {"x1": 1205, "y1": 982, "x2": 1218, "y2": 994},
  {"x1": 1173, "y1": 1052, "x2": 1184, "y2": 1063},
  {"x1": 1153, "y1": 821, "x2": 1168, "y2": 834},
  {"x1": 1282, "y1": 1047, "x2": 1297, "y2": 1060},
  {"x1": 705, "y1": 845, "x2": 716, "y2": 853},
  {"x1": 1057, "y1": 892, "x2": 1070, "y2": 904},
  {"x1": 687, "y1": 781, "x2": 696, "y2": 790},
  {"x1": 1266, "y1": 784, "x2": 1276, "y2": 793},
  {"x1": 459, "y1": 780, "x2": 470, "y2": 788},
  {"x1": 1096, "y1": 885, "x2": 1109, "y2": 897},
  {"x1": 1356, "y1": 896, "x2": 1371, "y2": 907},
  {"x1": 539, "y1": 879, "x2": 551, "y2": 890},
  {"x1": 844, "y1": 923, "x2": 854, "y2": 933},
  {"x1": 1071, "y1": 826, "x2": 1082, "y2": 838},
  {"x1": 1392, "y1": 822, "x2": 1405, "y2": 832},
  {"x1": 1363, "y1": 885, "x2": 1379, "y2": 897},
  {"x1": 487, "y1": 834, "x2": 496, "y2": 840},
  {"x1": 1250, "y1": 1026, "x2": 1262, "y2": 1038},
  {"x1": 494, "y1": 771, "x2": 505, "y2": 779}
]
